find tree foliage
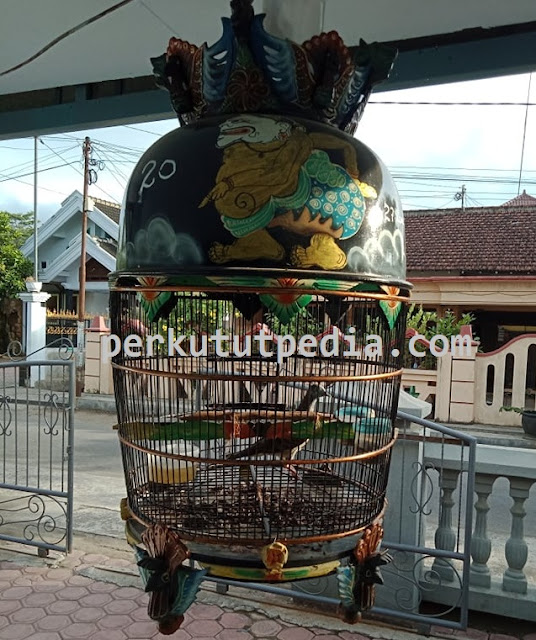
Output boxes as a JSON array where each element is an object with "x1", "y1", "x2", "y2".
[
  {"x1": 8, "y1": 211, "x2": 35, "y2": 247},
  {"x1": 0, "y1": 211, "x2": 33, "y2": 298}
]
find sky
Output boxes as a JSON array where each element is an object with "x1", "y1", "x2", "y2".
[{"x1": 0, "y1": 71, "x2": 535, "y2": 223}]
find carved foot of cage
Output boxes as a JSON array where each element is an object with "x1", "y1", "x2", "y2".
[{"x1": 121, "y1": 505, "x2": 390, "y2": 632}]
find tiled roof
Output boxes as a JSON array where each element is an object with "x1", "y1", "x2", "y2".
[
  {"x1": 405, "y1": 198, "x2": 536, "y2": 275},
  {"x1": 502, "y1": 189, "x2": 536, "y2": 207},
  {"x1": 93, "y1": 197, "x2": 120, "y2": 224},
  {"x1": 94, "y1": 238, "x2": 117, "y2": 258}
]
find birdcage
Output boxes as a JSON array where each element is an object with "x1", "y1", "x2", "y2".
[{"x1": 110, "y1": 0, "x2": 409, "y2": 632}]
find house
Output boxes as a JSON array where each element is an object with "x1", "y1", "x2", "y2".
[
  {"x1": 21, "y1": 190, "x2": 119, "y2": 316},
  {"x1": 404, "y1": 191, "x2": 536, "y2": 352}
]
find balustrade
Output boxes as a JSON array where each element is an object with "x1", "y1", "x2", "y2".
[
  {"x1": 431, "y1": 468, "x2": 459, "y2": 582},
  {"x1": 503, "y1": 477, "x2": 534, "y2": 594},
  {"x1": 424, "y1": 444, "x2": 536, "y2": 621},
  {"x1": 470, "y1": 473, "x2": 494, "y2": 588}
]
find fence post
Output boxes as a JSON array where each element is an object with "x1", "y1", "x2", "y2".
[
  {"x1": 84, "y1": 316, "x2": 112, "y2": 394},
  {"x1": 448, "y1": 343, "x2": 478, "y2": 423},
  {"x1": 18, "y1": 288, "x2": 50, "y2": 387}
]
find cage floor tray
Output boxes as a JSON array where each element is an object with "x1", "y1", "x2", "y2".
[{"x1": 131, "y1": 464, "x2": 383, "y2": 543}]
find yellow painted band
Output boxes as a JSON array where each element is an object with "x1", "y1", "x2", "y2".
[{"x1": 198, "y1": 559, "x2": 340, "y2": 582}]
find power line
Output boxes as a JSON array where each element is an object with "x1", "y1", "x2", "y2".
[
  {"x1": 0, "y1": 144, "x2": 79, "y2": 179},
  {"x1": 123, "y1": 124, "x2": 164, "y2": 136},
  {"x1": 466, "y1": 195, "x2": 484, "y2": 207},
  {"x1": 40, "y1": 139, "x2": 119, "y2": 203},
  {"x1": 0, "y1": 161, "x2": 78, "y2": 183},
  {"x1": 98, "y1": 150, "x2": 129, "y2": 183},
  {"x1": 0, "y1": 171, "x2": 69, "y2": 197},
  {"x1": 393, "y1": 174, "x2": 536, "y2": 185},
  {"x1": 390, "y1": 165, "x2": 536, "y2": 173},
  {"x1": 139, "y1": 0, "x2": 177, "y2": 33},
  {"x1": 92, "y1": 147, "x2": 127, "y2": 191},
  {"x1": 369, "y1": 100, "x2": 536, "y2": 107},
  {"x1": 435, "y1": 197, "x2": 456, "y2": 209},
  {"x1": 0, "y1": 144, "x2": 36, "y2": 151},
  {"x1": 0, "y1": 0, "x2": 137, "y2": 77},
  {"x1": 92, "y1": 139, "x2": 146, "y2": 154}
]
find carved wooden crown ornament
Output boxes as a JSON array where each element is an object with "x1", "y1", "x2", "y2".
[{"x1": 151, "y1": 0, "x2": 397, "y2": 132}]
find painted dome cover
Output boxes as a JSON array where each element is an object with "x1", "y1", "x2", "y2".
[{"x1": 116, "y1": 113, "x2": 407, "y2": 287}]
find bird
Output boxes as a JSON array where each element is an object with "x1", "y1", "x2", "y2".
[{"x1": 226, "y1": 384, "x2": 326, "y2": 472}]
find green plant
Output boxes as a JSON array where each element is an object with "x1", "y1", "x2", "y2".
[
  {"x1": 405, "y1": 304, "x2": 436, "y2": 337},
  {"x1": 406, "y1": 305, "x2": 477, "y2": 341},
  {"x1": 500, "y1": 405, "x2": 534, "y2": 415},
  {"x1": 404, "y1": 306, "x2": 478, "y2": 370},
  {"x1": 0, "y1": 211, "x2": 33, "y2": 298}
]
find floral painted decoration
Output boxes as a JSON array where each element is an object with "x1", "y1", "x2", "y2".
[
  {"x1": 378, "y1": 285, "x2": 402, "y2": 329},
  {"x1": 259, "y1": 278, "x2": 312, "y2": 324},
  {"x1": 137, "y1": 276, "x2": 175, "y2": 323}
]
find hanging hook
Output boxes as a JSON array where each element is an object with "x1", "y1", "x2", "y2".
[{"x1": 230, "y1": 0, "x2": 254, "y2": 38}]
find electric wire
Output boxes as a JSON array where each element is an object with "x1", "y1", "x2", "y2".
[
  {"x1": 369, "y1": 100, "x2": 536, "y2": 106},
  {"x1": 0, "y1": 162, "x2": 79, "y2": 184},
  {"x1": 0, "y1": 172, "x2": 70, "y2": 198},
  {"x1": 431, "y1": 197, "x2": 456, "y2": 209},
  {"x1": 95, "y1": 147, "x2": 129, "y2": 183},
  {"x1": 0, "y1": 144, "x2": 38, "y2": 151},
  {"x1": 139, "y1": 0, "x2": 178, "y2": 33},
  {"x1": 0, "y1": 0, "x2": 137, "y2": 77},
  {"x1": 40, "y1": 139, "x2": 120, "y2": 204},
  {"x1": 92, "y1": 146, "x2": 128, "y2": 192},
  {"x1": 123, "y1": 124, "x2": 164, "y2": 136},
  {"x1": 0, "y1": 145, "x2": 79, "y2": 180},
  {"x1": 517, "y1": 73, "x2": 532, "y2": 194}
]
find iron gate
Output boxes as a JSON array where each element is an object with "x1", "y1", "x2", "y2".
[{"x1": 0, "y1": 345, "x2": 75, "y2": 554}]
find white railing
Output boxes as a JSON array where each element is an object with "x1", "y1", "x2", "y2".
[{"x1": 423, "y1": 442, "x2": 536, "y2": 620}]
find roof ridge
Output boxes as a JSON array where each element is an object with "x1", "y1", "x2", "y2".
[
  {"x1": 92, "y1": 196, "x2": 120, "y2": 209},
  {"x1": 501, "y1": 190, "x2": 536, "y2": 207}
]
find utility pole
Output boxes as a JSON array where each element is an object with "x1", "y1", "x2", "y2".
[
  {"x1": 517, "y1": 73, "x2": 532, "y2": 195},
  {"x1": 454, "y1": 184, "x2": 466, "y2": 211},
  {"x1": 33, "y1": 136, "x2": 39, "y2": 281},
  {"x1": 76, "y1": 136, "x2": 91, "y2": 396}
]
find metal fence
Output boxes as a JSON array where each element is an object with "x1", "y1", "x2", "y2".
[
  {"x1": 46, "y1": 312, "x2": 91, "y2": 347},
  {"x1": 374, "y1": 411, "x2": 476, "y2": 630},
  {"x1": 0, "y1": 356, "x2": 75, "y2": 554}
]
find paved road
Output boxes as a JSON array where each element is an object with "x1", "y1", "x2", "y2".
[{"x1": 71, "y1": 410, "x2": 126, "y2": 538}]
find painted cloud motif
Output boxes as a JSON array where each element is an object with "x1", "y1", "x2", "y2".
[
  {"x1": 125, "y1": 217, "x2": 203, "y2": 267},
  {"x1": 346, "y1": 228, "x2": 405, "y2": 279}
]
